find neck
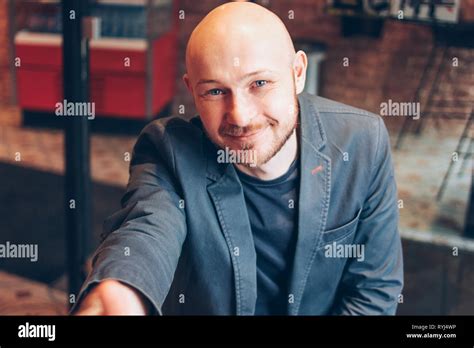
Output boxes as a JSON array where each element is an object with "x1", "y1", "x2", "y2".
[{"x1": 235, "y1": 129, "x2": 298, "y2": 180}]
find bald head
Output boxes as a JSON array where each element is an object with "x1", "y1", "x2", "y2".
[
  {"x1": 185, "y1": 2, "x2": 296, "y2": 82},
  {"x1": 182, "y1": 2, "x2": 307, "y2": 172}
]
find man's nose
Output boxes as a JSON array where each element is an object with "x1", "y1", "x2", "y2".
[{"x1": 226, "y1": 93, "x2": 256, "y2": 127}]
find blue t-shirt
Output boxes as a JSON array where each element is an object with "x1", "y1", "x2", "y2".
[{"x1": 236, "y1": 159, "x2": 299, "y2": 315}]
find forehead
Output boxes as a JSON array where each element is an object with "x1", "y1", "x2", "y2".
[{"x1": 189, "y1": 33, "x2": 290, "y2": 82}]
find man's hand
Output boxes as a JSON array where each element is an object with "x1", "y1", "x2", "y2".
[{"x1": 74, "y1": 279, "x2": 151, "y2": 315}]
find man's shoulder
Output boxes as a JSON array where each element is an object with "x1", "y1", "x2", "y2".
[
  {"x1": 301, "y1": 94, "x2": 388, "y2": 163},
  {"x1": 307, "y1": 94, "x2": 380, "y2": 122},
  {"x1": 304, "y1": 94, "x2": 384, "y2": 142},
  {"x1": 131, "y1": 116, "x2": 205, "y2": 165},
  {"x1": 142, "y1": 115, "x2": 201, "y2": 134},
  {"x1": 139, "y1": 115, "x2": 203, "y2": 144}
]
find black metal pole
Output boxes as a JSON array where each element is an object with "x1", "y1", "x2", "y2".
[{"x1": 62, "y1": 0, "x2": 92, "y2": 303}]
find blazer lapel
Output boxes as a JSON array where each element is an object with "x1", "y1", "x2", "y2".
[
  {"x1": 288, "y1": 93, "x2": 331, "y2": 315},
  {"x1": 204, "y1": 136, "x2": 257, "y2": 315}
]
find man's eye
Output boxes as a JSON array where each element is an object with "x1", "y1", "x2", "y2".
[
  {"x1": 254, "y1": 80, "x2": 268, "y2": 88},
  {"x1": 207, "y1": 89, "x2": 224, "y2": 96}
]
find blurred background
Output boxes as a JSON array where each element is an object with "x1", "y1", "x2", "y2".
[{"x1": 0, "y1": 0, "x2": 472, "y2": 315}]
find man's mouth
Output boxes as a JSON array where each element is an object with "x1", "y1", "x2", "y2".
[{"x1": 223, "y1": 125, "x2": 268, "y2": 140}]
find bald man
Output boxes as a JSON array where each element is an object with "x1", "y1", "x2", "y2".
[{"x1": 74, "y1": 2, "x2": 403, "y2": 316}]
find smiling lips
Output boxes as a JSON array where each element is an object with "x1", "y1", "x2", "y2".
[
  {"x1": 221, "y1": 123, "x2": 269, "y2": 141},
  {"x1": 227, "y1": 127, "x2": 267, "y2": 139}
]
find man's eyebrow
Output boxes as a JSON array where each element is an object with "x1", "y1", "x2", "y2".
[
  {"x1": 196, "y1": 70, "x2": 276, "y2": 86},
  {"x1": 196, "y1": 79, "x2": 220, "y2": 86}
]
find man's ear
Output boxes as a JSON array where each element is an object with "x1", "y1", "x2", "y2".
[
  {"x1": 293, "y1": 50, "x2": 308, "y2": 94},
  {"x1": 183, "y1": 73, "x2": 193, "y2": 94}
]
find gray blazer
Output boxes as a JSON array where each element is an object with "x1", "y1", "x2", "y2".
[{"x1": 73, "y1": 92, "x2": 403, "y2": 315}]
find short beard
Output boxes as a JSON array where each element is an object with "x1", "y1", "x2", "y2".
[
  {"x1": 206, "y1": 92, "x2": 299, "y2": 167},
  {"x1": 251, "y1": 93, "x2": 299, "y2": 167}
]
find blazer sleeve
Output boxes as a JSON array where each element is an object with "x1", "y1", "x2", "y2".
[
  {"x1": 70, "y1": 123, "x2": 187, "y2": 315},
  {"x1": 330, "y1": 117, "x2": 404, "y2": 315}
]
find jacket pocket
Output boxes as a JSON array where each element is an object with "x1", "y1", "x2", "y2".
[{"x1": 318, "y1": 207, "x2": 362, "y2": 248}]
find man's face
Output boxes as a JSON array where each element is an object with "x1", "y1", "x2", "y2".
[{"x1": 184, "y1": 39, "x2": 300, "y2": 167}]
